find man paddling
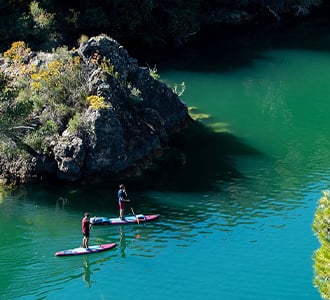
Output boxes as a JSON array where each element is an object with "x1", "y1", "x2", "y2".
[
  {"x1": 118, "y1": 184, "x2": 130, "y2": 220},
  {"x1": 82, "y1": 212, "x2": 92, "y2": 248}
]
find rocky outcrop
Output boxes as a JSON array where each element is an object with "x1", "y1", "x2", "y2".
[
  {"x1": 53, "y1": 135, "x2": 85, "y2": 181},
  {"x1": 0, "y1": 35, "x2": 193, "y2": 184}
]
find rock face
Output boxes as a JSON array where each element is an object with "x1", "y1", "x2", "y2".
[
  {"x1": 0, "y1": 35, "x2": 193, "y2": 184},
  {"x1": 53, "y1": 135, "x2": 85, "y2": 181}
]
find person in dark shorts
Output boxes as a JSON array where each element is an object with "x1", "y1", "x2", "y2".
[
  {"x1": 82, "y1": 212, "x2": 91, "y2": 248},
  {"x1": 118, "y1": 184, "x2": 130, "y2": 220}
]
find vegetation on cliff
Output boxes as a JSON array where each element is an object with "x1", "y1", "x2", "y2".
[
  {"x1": 1, "y1": 42, "x2": 88, "y2": 156},
  {"x1": 0, "y1": 35, "x2": 191, "y2": 184},
  {"x1": 313, "y1": 190, "x2": 330, "y2": 299}
]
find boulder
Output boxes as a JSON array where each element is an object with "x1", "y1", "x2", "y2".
[{"x1": 0, "y1": 34, "x2": 193, "y2": 184}]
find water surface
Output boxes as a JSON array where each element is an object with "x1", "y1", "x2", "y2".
[{"x1": 1, "y1": 26, "x2": 330, "y2": 299}]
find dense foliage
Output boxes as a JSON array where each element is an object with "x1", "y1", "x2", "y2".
[
  {"x1": 0, "y1": 39, "x2": 166, "y2": 162},
  {"x1": 0, "y1": 0, "x2": 325, "y2": 52},
  {"x1": 0, "y1": 42, "x2": 94, "y2": 157},
  {"x1": 313, "y1": 190, "x2": 330, "y2": 299}
]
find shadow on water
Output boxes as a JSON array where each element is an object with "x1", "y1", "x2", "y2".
[
  {"x1": 2, "y1": 118, "x2": 262, "y2": 208},
  {"x1": 134, "y1": 25, "x2": 270, "y2": 73},
  {"x1": 142, "y1": 120, "x2": 262, "y2": 192},
  {"x1": 132, "y1": 14, "x2": 330, "y2": 74}
]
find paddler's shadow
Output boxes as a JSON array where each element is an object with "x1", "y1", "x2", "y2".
[{"x1": 82, "y1": 256, "x2": 92, "y2": 288}]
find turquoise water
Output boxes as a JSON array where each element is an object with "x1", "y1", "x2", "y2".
[{"x1": 2, "y1": 31, "x2": 330, "y2": 299}]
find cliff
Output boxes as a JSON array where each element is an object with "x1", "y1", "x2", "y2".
[{"x1": 0, "y1": 35, "x2": 192, "y2": 184}]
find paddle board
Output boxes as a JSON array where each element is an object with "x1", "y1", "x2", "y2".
[
  {"x1": 90, "y1": 214, "x2": 160, "y2": 225},
  {"x1": 55, "y1": 243, "x2": 117, "y2": 256}
]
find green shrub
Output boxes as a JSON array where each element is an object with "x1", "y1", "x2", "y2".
[
  {"x1": 68, "y1": 112, "x2": 82, "y2": 134},
  {"x1": 313, "y1": 190, "x2": 330, "y2": 299},
  {"x1": 100, "y1": 57, "x2": 119, "y2": 79},
  {"x1": 78, "y1": 34, "x2": 89, "y2": 46},
  {"x1": 21, "y1": 120, "x2": 57, "y2": 153},
  {"x1": 29, "y1": 1, "x2": 55, "y2": 30},
  {"x1": 148, "y1": 65, "x2": 160, "y2": 80},
  {"x1": 1, "y1": 43, "x2": 91, "y2": 156}
]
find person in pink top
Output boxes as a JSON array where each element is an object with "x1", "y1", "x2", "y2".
[{"x1": 82, "y1": 212, "x2": 91, "y2": 248}]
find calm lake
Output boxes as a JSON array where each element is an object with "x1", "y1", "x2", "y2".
[{"x1": 1, "y1": 22, "x2": 330, "y2": 299}]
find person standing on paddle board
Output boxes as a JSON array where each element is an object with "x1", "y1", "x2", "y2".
[
  {"x1": 82, "y1": 213, "x2": 92, "y2": 248},
  {"x1": 118, "y1": 184, "x2": 130, "y2": 220}
]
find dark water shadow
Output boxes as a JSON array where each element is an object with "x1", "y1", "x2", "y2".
[
  {"x1": 131, "y1": 14, "x2": 330, "y2": 74},
  {"x1": 16, "y1": 121, "x2": 261, "y2": 197},
  {"x1": 140, "y1": 121, "x2": 262, "y2": 192},
  {"x1": 11, "y1": 120, "x2": 262, "y2": 206}
]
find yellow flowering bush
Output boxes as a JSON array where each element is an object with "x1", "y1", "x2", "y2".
[
  {"x1": 3, "y1": 41, "x2": 31, "y2": 64},
  {"x1": 30, "y1": 57, "x2": 81, "y2": 93},
  {"x1": 86, "y1": 95, "x2": 111, "y2": 110}
]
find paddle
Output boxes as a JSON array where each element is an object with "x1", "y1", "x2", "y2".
[{"x1": 130, "y1": 206, "x2": 140, "y2": 224}]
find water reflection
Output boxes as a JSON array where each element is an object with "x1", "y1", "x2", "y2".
[
  {"x1": 82, "y1": 256, "x2": 92, "y2": 288},
  {"x1": 117, "y1": 225, "x2": 145, "y2": 258},
  {"x1": 242, "y1": 77, "x2": 293, "y2": 125},
  {"x1": 81, "y1": 255, "x2": 114, "y2": 288},
  {"x1": 119, "y1": 226, "x2": 127, "y2": 258}
]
